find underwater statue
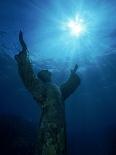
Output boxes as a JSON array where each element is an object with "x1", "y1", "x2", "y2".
[{"x1": 15, "y1": 31, "x2": 80, "y2": 155}]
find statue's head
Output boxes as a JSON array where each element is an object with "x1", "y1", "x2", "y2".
[{"x1": 37, "y1": 70, "x2": 52, "y2": 83}]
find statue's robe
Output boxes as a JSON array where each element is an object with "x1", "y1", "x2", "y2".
[{"x1": 15, "y1": 51, "x2": 80, "y2": 155}]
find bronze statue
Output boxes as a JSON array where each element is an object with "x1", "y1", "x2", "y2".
[{"x1": 15, "y1": 31, "x2": 80, "y2": 155}]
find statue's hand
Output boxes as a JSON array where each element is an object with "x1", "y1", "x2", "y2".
[
  {"x1": 73, "y1": 64, "x2": 78, "y2": 72},
  {"x1": 19, "y1": 30, "x2": 27, "y2": 51},
  {"x1": 71, "y1": 64, "x2": 78, "y2": 74},
  {"x1": 15, "y1": 30, "x2": 28, "y2": 61},
  {"x1": 19, "y1": 30, "x2": 23, "y2": 42}
]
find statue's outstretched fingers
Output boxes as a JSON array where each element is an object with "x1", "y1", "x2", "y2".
[
  {"x1": 19, "y1": 30, "x2": 27, "y2": 51},
  {"x1": 73, "y1": 64, "x2": 78, "y2": 72}
]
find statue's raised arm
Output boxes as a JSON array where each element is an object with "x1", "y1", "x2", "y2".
[
  {"x1": 60, "y1": 64, "x2": 80, "y2": 101},
  {"x1": 15, "y1": 31, "x2": 45, "y2": 104}
]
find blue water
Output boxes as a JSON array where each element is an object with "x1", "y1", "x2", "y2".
[{"x1": 0, "y1": 0, "x2": 116, "y2": 154}]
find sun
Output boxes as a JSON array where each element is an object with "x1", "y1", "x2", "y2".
[
  {"x1": 64, "y1": 15, "x2": 86, "y2": 37},
  {"x1": 67, "y1": 20, "x2": 83, "y2": 36}
]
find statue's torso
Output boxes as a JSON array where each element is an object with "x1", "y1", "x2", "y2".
[
  {"x1": 41, "y1": 83, "x2": 65, "y2": 129},
  {"x1": 36, "y1": 83, "x2": 67, "y2": 155}
]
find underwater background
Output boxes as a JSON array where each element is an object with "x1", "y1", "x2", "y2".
[{"x1": 0, "y1": 0, "x2": 116, "y2": 154}]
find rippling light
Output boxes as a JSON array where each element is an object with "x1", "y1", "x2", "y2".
[{"x1": 26, "y1": 0, "x2": 116, "y2": 63}]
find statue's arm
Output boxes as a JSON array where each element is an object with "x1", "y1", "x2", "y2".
[
  {"x1": 60, "y1": 64, "x2": 80, "y2": 100},
  {"x1": 15, "y1": 31, "x2": 45, "y2": 102}
]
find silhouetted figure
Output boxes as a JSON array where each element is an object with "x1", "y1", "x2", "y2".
[{"x1": 15, "y1": 31, "x2": 80, "y2": 155}]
